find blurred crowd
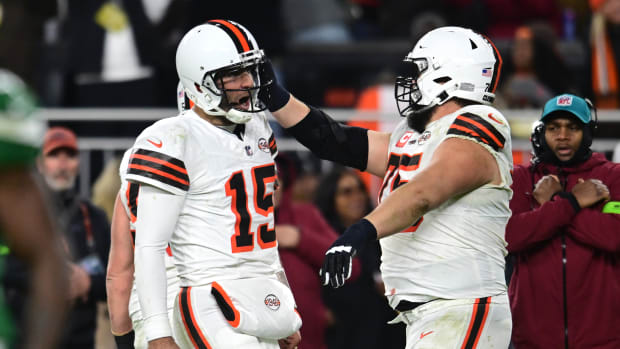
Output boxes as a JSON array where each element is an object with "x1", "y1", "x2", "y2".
[{"x1": 0, "y1": 0, "x2": 620, "y2": 110}]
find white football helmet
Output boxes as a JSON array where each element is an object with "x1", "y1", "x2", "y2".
[
  {"x1": 395, "y1": 26, "x2": 502, "y2": 116},
  {"x1": 176, "y1": 20, "x2": 269, "y2": 124},
  {"x1": 176, "y1": 81, "x2": 193, "y2": 112}
]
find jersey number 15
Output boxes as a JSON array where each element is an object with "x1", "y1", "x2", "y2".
[{"x1": 226, "y1": 163, "x2": 276, "y2": 253}]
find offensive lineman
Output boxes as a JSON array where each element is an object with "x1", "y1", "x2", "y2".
[
  {"x1": 261, "y1": 27, "x2": 513, "y2": 348},
  {"x1": 125, "y1": 21, "x2": 301, "y2": 349}
]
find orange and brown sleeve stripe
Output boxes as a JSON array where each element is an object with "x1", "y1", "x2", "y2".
[
  {"x1": 460, "y1": 297, "x2": 491, "y2": 349},
  {"x1": 179, "y1": 287, "x2": 212, "y2": 349},
  {"x1": 128, "y1": 149, "x2": 189, "y2": 191},
  {"x1": 448, "y1": 113, "x2": 505, "y2": 151},
  {"x1": 125, "y1": 182, "x2": 139, "y2": 224},
  {"x1": 268, "y1": 133, "x2": 277, "y2": 156}
]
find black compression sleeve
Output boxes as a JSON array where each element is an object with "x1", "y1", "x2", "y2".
[
  {"x1": 114, "y1": 330, "x2": 135, "y2": 349},
  {"x1": 286, "y1": 106, "x2": 369, "y2": 171}
]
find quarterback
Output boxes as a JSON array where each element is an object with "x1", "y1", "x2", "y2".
[
  {"x1": 125, "y1": 21, "x2": 301, "y2": 349},
  {"x1": 262, "y1": 27, "x2": 513, "y2": 348}
]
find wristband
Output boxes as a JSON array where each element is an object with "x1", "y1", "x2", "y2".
[
  {"x1": 346, "y1": 218, "x2": 378, "y2": 253},
  {"x1": 266, "y1": 83, "x2": 290, "y2": 112},
  {"x1": 114, "y1": 330, "x2": 135, "y2": 349}
]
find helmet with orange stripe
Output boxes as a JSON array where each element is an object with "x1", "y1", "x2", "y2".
[
  {"x1": 395, "y1": 26, "x2": 502, "y2": 117},
  {"x1": 176, "y1": 20, "x2": 269, "y2": 124}
]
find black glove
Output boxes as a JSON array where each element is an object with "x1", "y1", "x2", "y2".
[
  {"x1": 319, "y1": 219, "x2": 378, "y2": 288},
  {"x1": 258, "y1": 59, "x2": 290, "y2": 112},
  {"x1": 114, "y1": 330, "x2": 135, "y2": 349}
]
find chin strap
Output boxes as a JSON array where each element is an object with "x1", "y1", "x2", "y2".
[{"x1": 225, "y1": 108, "x2": 252, "y2": 124}]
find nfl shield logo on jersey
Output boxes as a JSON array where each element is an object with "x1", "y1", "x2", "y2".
[{"x1": 245, "y1": 145, "x2": 254, "y2": 156}]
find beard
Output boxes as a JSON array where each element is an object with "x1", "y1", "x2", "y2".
[
  {"x1": 44, "y1": 171, "x2": 77, "y2": 191},
  {"x1": 407, "y1": 104, "x2": 437, "y2": 133}
]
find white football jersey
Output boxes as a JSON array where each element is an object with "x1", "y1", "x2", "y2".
[
  {"x1": 124, "y1": 110, "x2": 282, "y2": 287},
  {"x1": 118, "y1": 149, "x2": 180, "y2": 322},
  {"x1": 379, "y1": 105, "x2": 513, "y2": 307}
]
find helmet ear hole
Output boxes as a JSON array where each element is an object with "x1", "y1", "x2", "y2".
[
  {"x1": 194, "y1": 83, "x2": 203, "y2": 93},
  {"x1": 434, "y1": 77, "x2": 451, "y2": 84}
]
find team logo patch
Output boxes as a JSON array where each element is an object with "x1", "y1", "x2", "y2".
[
  {"x1": 557, "y1": 95, "x2": 573, "y2": 106},
  {"x1": 258, "y1": 138, "x2": 270, "y2": 153},
  {"x1": 244, "y1": 145, "x2": 254, "y2": 156},
  {"x1": 417, "y1": 131, "x2": 431, "y2": 145},
  {"x1": 264, "y1": 294, "x2": 281, "y2": 311}
]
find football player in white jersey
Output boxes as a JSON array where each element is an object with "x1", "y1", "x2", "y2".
[
  {"x1": 124, "y1": 21, "x2": 301, "y2": 349},
  {"x1": 107, "y1": 149, "x2": 181, "y2": 349},
  {"x1": 106, "y1": 85, "x2": 199, "y2": 349},
  {"x1": 261, "y1": 27, "x2": 513, "y2": 348}
]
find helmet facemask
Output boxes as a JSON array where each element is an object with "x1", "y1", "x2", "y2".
[
  {"x1": 198, "y1": 50, "x2": 271, "y2": 124},
  {"x1": 395, "y1": 58, "x2": 429, "y2": 117}
]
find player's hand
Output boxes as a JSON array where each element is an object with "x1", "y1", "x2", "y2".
[
  {"x1": 278, "y1": 331, "x2": 301, "y2": 349},
  {"x1": 319, "y1": 219, "x2": 377, "y2": 288},
  {"x1": 258, "y1": 59, "x2": 290, "y2": 112},
  {"x1": 68, "y1": 263, "x2": 91, "y2": 302},
  {"x1": 147, "y1": 337, "x2": 180, "y2": 349},
  {"x1": 276, "y1": 225, "x2": 301, "y2": 249},
  {"x1": 533, "y1": 175, "x2": 562, "y2": 205},
  {"x1": 571, "y1": 178, "x2": 610, "y2": 208}
]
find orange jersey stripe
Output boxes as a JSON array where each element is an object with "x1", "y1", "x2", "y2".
[
  {"x1": 130, "y1": 153, "x2": 188, "y2": 174},
  {"x1": 449, "y1": 124, "x2": 490, "y2": 145},
  {"x1": 456, "y1": 116, "x2": 502, "y2": 148},
  {"x1": 128, "y1": 164, "x2": 189, "y2": 186}
]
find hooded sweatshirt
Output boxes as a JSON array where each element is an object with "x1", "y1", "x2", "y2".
[{"x1": 507, "y1": 152, "x2": 620, "y2": 348}]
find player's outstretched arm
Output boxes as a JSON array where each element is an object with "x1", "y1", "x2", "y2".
[
  {"x1": 106, "y1": 193, "x2": 136, "y2": 346},
  {"x1": 0, "y1": 168, "x2": 67, "y2": 349},
  {"x1": 367, "y1": 137, "x2": 499, "y2": 237},
  {"x1": 261, "y1": 60, "x2": 389, "y2": 177},
  {"x1": 320, "y1": 137, "x2": 500, "y2": 287}
]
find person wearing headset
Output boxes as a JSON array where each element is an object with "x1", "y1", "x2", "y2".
[{"x1": 506, "y1": 94, "x2": 620, "y2": 348}]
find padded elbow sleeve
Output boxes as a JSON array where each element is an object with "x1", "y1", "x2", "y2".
[{"x1": 285, "y1": 106, "x2": 369, "y2": 171}]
